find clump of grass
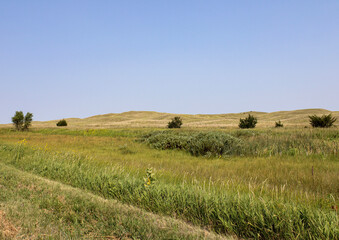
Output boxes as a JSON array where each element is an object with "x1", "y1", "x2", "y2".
[
  {"x1": 0, "y1": 143, "x2": 338, "y2": 240},
  {"x1": 141, "y1": 131, "x2": 243, "y2": 157},
  {"x1": 118, "y1": 144, "x2": 136, "y2": 154}
]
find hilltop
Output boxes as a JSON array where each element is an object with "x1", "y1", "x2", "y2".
[{"x1": 1, "y1": 108, "x2": 338, "y2": 129}]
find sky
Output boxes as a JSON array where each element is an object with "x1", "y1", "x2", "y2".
[{"x1": 1, "y1": 1, "x2": 338, "y2": 123}]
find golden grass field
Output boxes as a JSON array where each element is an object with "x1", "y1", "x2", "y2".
[{"x1": 2, "y1": 108, "x2": 338, "y2": 129}]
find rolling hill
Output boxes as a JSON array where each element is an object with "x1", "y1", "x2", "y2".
[{"x1": 1, "y1": 109, "x2": 339, "y2": 129}]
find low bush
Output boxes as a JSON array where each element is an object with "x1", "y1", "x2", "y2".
[
  {"x1": 56, "y1": 119, "x2": 68, "y2": 127},
  {"x1": 239, "y1": 114, "x2": 257, "y2": 129},
  {"x1": 309, "y1": 114, "x2": 336, "y2": 128},
  {"x1": 168, "y1": 117, "x2": 183, "y2": 128},
  {"x1": 141, "y1": 131, "x2": 242, "y2": 157},
  {"x1": 275, "y1": 120, "x2": 283, "y2": 128}
]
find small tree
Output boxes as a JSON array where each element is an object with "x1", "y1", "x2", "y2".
[
  {"x1": 239, "y1": 114, "x2": 257, "y2": 129},
  {"x1": 23, "y1": 112, "x2": 33, "y2": 130},
  {"x1": 275, "y1": 120, "x2": 283, "y2": 128},
  {"x1": 309, "y1": 114, "x2": 336, "y2": 128},
  {"x1": 168, "y1": 116, "x2": 183, "y2": 128},
  {"x1": 12, "y1": 111, "x2": 24, "y2": 130},
  {"x1": 56, "y1": 119, "x2": 67, "y2": 127},
  {"x1": 12, "y1": 111, "x2": 33, "y2": 131}
]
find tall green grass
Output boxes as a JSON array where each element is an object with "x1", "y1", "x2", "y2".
[
  {"x1": 232, "y1": 129, "x2": 339, "y2": 156},
  {"x1": 0, "y1": 128, "x2": 148, "y2": 138},
  {"x1": 0, "y1": 128, "x2": 338, "y2": 202},
  {"x1": 141, "y1": 129, "x2": 339, "y2": 157},
  {"x1": 0, "y1": 163, "x2": 227, "y2": 240},
  {"x1": 0, "y1": 143, "x2": 337, "y2": 239},
  {"x1": 3, "y1": 127, "x2": 337, "y2": 157},
  {"x1": 33, "y1": 128, "x2": 148, "y2": 138}
]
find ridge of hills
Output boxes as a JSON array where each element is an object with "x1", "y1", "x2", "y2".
[{"x1": 1, "y1": 108, "x2": 338, "y2": 129}]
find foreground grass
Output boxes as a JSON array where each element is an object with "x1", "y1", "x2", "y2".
[
  {"x1": 0, "y1": 143, "x2": 337, "y2": 239},
  {"x1": 0, "y1": 128, "x2": 338, "y2": 239},
  {"x1": 0, "y1": 128, "x2": 338, "y2": 203},
  {"x1": 0, "y1": 162, "x2": 229, "y2": 240}
]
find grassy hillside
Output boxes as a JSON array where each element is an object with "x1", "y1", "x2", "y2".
[{"x1": 2, "y1": 109, "x2": 339, "y2": 129}]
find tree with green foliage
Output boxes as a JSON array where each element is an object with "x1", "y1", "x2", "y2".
[
  {"x1": 23, "y1": 112, "x2": 33, "y2": 130},
  {"x1": 168, "y1": 116, "x2": 183, "y2": 128},
  {"x1": 12, "y1": 111, "x2": 33, "y2": 131},
  {"x1": 56, "y1": 119, "x2": 68, "y2": 126},
  {"x1": 239, "y1": 114, "x2": 257, "y2": 129},
  {"x1": 309, "y1": 114, "x2": 336, "y2": 128},
  {"x1": 12, "y1": 111, "x2": 24, "y2": 130}
]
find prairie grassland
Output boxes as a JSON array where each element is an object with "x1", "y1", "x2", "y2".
[
  {"x1": 0, "y1": 128, "x2": 338, "y2": 201},
  {"x1": 0, "y1": 127, "x2": 338, "y2": 239}
]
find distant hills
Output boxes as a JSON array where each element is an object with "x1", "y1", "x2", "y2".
[{"x1": 1, "y1": 109, "x2": 338, "y2": 129}]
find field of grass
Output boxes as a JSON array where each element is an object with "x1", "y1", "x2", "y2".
[
  {"x1": 0, "y1": 110, "x2": 338, "y2": 239},
  {"x1": 0, "y1": 162, "x2": 229, "y2": 240}
]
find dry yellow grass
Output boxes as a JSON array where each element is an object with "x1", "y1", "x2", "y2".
[
  {"x1": 0, "y1": 211, "x2": 19, "y2": 239},
  {"x1": 1, "y1": 108, "x2": 338, "y2": 129}
]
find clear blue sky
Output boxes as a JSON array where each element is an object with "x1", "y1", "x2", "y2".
[{"x1": 1, "y1": 1, "x2": 338, "y2": 123}]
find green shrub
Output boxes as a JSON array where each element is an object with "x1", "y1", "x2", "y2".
[
  {"x1": 186, "y1": 132, "x2": 243, "y2": 156},
  {"x1": 12, "y1": 111, "x2": 33, "y2": 131},
  {"x1": 141, "y1": 131, "x2": 242, "y2": 157},
  {"x1": 56, "y1": 119, "x2": 68, "y2": 127},
  {"x1": 309, "y1": 114, "x2": 336, "y2": 128},
  {"x1": 239, "y1": 114, "x2": 257, "y2": 129},
  {"x1": 168, "y1": 117, "x2": 183, "y2": 128},
  {"x1": 275, "y1": 120, "x2": 283, "y2": 128}
]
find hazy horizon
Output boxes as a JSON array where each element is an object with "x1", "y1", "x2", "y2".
[
  {"x1": 1, "y1": 108, "x2": 338, "y2": 124},
  {"x1": 1, "y1": 1, "x2": 339, "y2": 123}
]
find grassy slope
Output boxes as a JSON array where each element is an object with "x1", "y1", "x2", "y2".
[
  {"x1": 1, "y1": 108, "x2": 338, "y2": 129},
  {"x1": 0, "y1": 162, "x2": 231, "y2": 240}
]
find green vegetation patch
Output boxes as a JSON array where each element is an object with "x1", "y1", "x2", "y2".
[
  {"x1": 141, "y1": 129, "x2": 339, "y2": 157},
  {"x1": 141, "y1": 131, "x2": 243, "y2": 157}
]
